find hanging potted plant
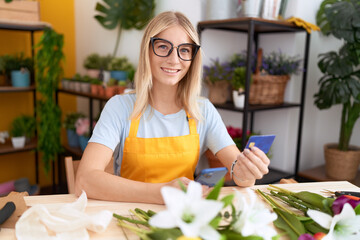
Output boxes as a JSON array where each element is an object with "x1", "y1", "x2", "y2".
[
  {"x1": 314, "y1": 0, "x2": 360, "y2": 181},
  {"x1": 35, "y1": 28, "x2": 64, "y2": 173},
  {"x1": 203, "y1": 59, "x2": 232, "y2": 104}
]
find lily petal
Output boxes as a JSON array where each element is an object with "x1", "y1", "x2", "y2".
[
  {"x1": 148, "y1": 211, "x2": 177, "y2": 228},
  {"x1": 199, "y1": 225, "x2": 221, "y2": 240},
  {"x1": 307, "y1": 209, "x2": 332, "y2": 229}
]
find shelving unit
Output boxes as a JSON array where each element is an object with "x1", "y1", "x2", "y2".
[
  {"x1": 0, "y1": 22, "x2": 49, "y2": 184},
  {"x1": 55, "y1": 88, "x2": 109, "y2": 190},
  {"x1": 198, "y1": 17, "x2": 310, "y2": 183}
]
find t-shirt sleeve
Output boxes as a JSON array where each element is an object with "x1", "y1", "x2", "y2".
[
  {"x1": 202, "y1": 99, "x2": 235, "y2": 155},
  {"x1": 89, "y1": 96, "x2": 130, "y2": 151}
]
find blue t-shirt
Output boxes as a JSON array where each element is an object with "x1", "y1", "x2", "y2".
[{"x1": 89, "y1": 93, "x2": 234, "y2": 175}]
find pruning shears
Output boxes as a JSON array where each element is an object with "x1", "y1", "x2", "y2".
[{"x1": 322, "y1": 189, "x2": 360, "y2": 201}]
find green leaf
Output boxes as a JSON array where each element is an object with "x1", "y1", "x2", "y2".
[
  {"x1": 206, "y1": 177, "x2": 225, "y2": 200},
  {"x1": 221, "y1": 194, "x2": 235, "y2": 208},
  {"x1": 209, "y1": 216, "x2": 222, "y2": 229},
  {"x1": 219, "y1": 229, "x2": 263, "y2": 240},
  {"x1": 178, "y1": 180, "x2": 187, "y2": 193},
  {"x1": 355, "y1": 204, "x2": 360, "y2": 215},
  {"x1": 147, "y1": 228, "x2": 182, "y2": 240},
  {"x1": 303, "y1": 221, "x2": 328, "y2": 235},
  {"x1": 273, "y1": 208, "x2": 306, "y2": 240}
]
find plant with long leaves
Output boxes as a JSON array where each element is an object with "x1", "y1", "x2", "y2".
[
  {"x1": 94, "y1": 0, "x2": 155, "y2": 57},
  {"x1": 314, "y1": 0, "x2": 360, "y2": 151},
  {"x1": 35, "y1": 28, "x2": 64, "y2": 173}
]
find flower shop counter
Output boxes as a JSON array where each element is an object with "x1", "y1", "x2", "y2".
[{"x1": 0, "y1": 181, "x2": 359, "y2": 239}]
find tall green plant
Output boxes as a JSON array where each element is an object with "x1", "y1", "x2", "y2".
[
  {"x1": 94, "y1": 0, "x2": 155, "y2": 57},
  {"x1": 35, "y1": 28, "x2": 64, "y2": 173},
  {"x1": 314, "y1": 0, "x2": 360, "y2": 151}
]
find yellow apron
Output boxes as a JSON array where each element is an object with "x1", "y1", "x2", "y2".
[{"x1": 121, "y1": 112, "x2": 200, "y2": 183}]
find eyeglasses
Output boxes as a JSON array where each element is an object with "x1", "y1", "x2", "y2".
[{"x1": 150, "y1": 37, "x2": 200, "y2": 61}]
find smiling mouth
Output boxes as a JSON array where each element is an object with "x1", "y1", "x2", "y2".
[{"x1": 162, "y1": 67, "x2": 180, "y2": 73}]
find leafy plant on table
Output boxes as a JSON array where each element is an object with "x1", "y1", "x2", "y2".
[
  {"x1": 35, "y1": 28, "x2": 64, "y2": 173},
  {"x1": 314, "y1": 0, "x2": 360, "y2": 151},
  {"x1": 94, "y1": 0, "x2": 155, "y2": 57}
]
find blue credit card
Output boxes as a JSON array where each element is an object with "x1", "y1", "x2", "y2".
[{"x1": 245, "y1": 135, "x2": 276, "y2": 154}]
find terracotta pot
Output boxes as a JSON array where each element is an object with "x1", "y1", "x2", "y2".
[
  {"x1": 105, "y1": 86, "x2": 117, "y2": 98},
  {"x1": 205, "y1": 150, "x2": 231, "y2": 182},
  {"x1": 207, "y1": 80, "x2": 230, "y2": 104},
  {"x1": 90, "y1": 84, "x2": 98, "y2": 95},
  {"x1": 324, "y1": 143, "x2": 360, "y2": 181}
]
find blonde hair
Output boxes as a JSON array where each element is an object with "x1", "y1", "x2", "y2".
[{"x1": 130, "y1": 11, "x2": 203, "y2": 121}]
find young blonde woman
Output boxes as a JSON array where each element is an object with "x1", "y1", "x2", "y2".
[{"x1": 75, "y1": 11, "x2": 270, "y2": 204}]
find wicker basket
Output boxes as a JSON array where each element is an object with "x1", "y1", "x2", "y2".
[
  {"x1": 207, "y1": 79, "x2": 230, "y2": 104},
  {"x1": 249, "y1": 49, "x2": 290, "y2": 105},
  {"x1": 324, "y1": 143, "x2": 360, "y2": 181}
]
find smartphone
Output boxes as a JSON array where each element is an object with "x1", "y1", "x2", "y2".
[
  {"x1": 245, "y1": 135, "x2": 276, "y2": 154},
  {"x1": 195, "y1": 167, "x2": 228, "y2": 187}
]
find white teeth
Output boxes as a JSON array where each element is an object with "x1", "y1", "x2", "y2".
[{"x1": 163, "y1": 68, "x2": 178, "y2": 73}]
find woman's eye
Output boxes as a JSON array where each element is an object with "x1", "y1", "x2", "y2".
[
  {"x1": 180, "y1": 47, "x2": 191, "y2": 54},
  {"x1": 157, "y1": 44, "x2": 168, "y2": 50}
]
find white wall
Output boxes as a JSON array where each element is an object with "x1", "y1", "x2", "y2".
[{"x1": 75, "y1": 0, "x2": 360, "y2": 174}]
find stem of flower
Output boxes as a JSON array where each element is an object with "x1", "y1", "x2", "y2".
[
  {"x1": 117, "y1": 219, "x2": 151, "y2": 240},
  {"x1": 113, "y1": 213, "x2": 149, "y2": 226}
]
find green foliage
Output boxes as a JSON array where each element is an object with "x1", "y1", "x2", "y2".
[
  {"x1": 10, "y1": 115, "x2": 36, "y2": 138},
  {"x1": 231, "y1": 67, "x2": 251, "y2": 90},
  {"x1": 83, "y1": 53, "x2": 113, "y2": 70},
  {"x1": 314, "y1": 0, "x2": 360, "y2": 151},
  {"x1": 107, "y1": 78, "x2": 118, "y2": 86},
  {"x1": 83, "y1": 53, "x2": 102, "y2": 69},
  {"x1": 108, "y1": 57, "x2": 134, "y2": 71},
  {"x1": 94, "y1": 0, "x2": 155, "y2": 56},
  {"x1": 35, "y1": 28, "x2": 64, "y2": 173},
  {"x1": 63, "y1": 112, "x2": 86, "y2": 131}
]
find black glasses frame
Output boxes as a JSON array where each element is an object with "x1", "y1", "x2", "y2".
[{"x1": 150, "y1": 37, "x2": 200, "y2": 61}]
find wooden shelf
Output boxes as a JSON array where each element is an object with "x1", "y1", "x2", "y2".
[
  {"x1": 198, "y1": 17, "x2": 305, "y2": 33},
  {"x1": 62, "y1": 144, "x2": 82, "y2": 158},
  {"x1": 298, "y1": 165, "x2": 360, "y2": 187},
  {"x1": 0, "y1": 85, "x2": 35, "y2": 93},
  {"x1": 214, "y1": 101, "x2": 301, "y2": 112},
  {"x1": 57, "y1": 88, "x2": 110, "y2": 101},
  {"x1": 0, "y1": 138, "x2": 37, "y2": 155}
]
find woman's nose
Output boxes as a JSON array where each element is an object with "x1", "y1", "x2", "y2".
[{"x1": 166, "y1": 47, "x2": 181, "y2": 63}]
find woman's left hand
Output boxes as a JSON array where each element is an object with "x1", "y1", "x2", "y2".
[{"x1": 232, "y1": 146, "x2": 270, "y2": 185}]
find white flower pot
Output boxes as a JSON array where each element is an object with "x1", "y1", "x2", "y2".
[
  {"x1": 11, "y1": 136, "x2": 26, "y2": 148},
  {"x1": 233, "y1": 90, "x2": 245, "y2": 108}
]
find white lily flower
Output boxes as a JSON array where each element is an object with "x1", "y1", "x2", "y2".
[
  {"x1": 233, "y1": 189, "x2": 277, "y2": 240},
  {"x1": 149, "y1": 181, "x2": 223, "y2": 240},
  {"x1": 307, "y1": 203, "x2": 360, "y2": 240}
]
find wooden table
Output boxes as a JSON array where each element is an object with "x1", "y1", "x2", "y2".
[{"x1": 1, "y1": 181, "x2": 359, "y2": 239}]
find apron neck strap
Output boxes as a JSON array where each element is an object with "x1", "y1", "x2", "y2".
[{"x1": 128, "y1": 111, "x2": 196, "y2": 137}]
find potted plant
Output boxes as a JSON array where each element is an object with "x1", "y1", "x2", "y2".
[
  {"x1": 75, "y1": 117, "x2": 97, "y2": 152},
  {"x1": 203, "y1": 59, "x2": 232, "y2": 104},
  {"x1": 231, "y1": 66, "x2": 251, "y2": 108},
  {"x1": 90, "y1": 78, "x2": 104, "y2": 96},
  {"x1": 9, "y1": 115, "x2": 36, "y2": 148},
  {"x1": 63, "y1": 112, "x2": 85, "y2": 148},
  {"x1": 108, "y1": 56, "x2": 134, "y2": 83},
  {"x1": 314, "y1": 0, "x2": 360, "y2": 180},
  {"x1": 83, "y1": 53, "x2": 102, "y2": 79},
  {"x1": 105, "y1": 78, "x2": 118, "y2": 98},
  {"x1": 2, "y1": 53, "x2": 33, "y2": 87},
  {"x1": 94, "y1": 0, "x2": 155, "y2": 57}
]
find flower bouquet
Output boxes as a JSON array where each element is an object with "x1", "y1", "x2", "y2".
[
  {"x1": 257, "y1": 185, "x2": 360, "y2": 240},
  {"x1": 113, "y1": 179, "x2": 278, "y2": 240}
]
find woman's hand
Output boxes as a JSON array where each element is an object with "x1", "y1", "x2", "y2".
[
  {"x1": 232, "y1": 146, "x2": 270, "y2": 185},
  {"x1": 164, "y1": 177, "x2": 211, "y2": 197}
]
